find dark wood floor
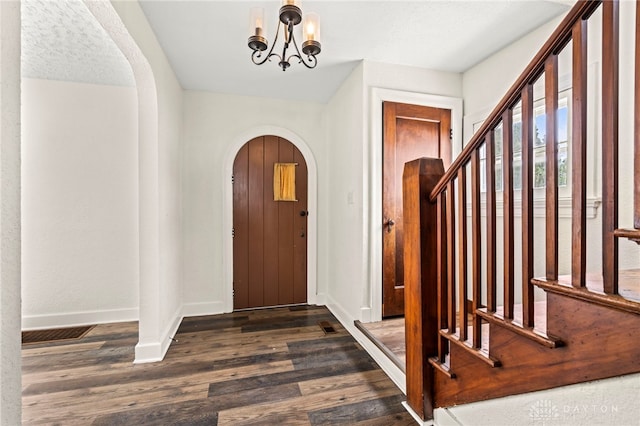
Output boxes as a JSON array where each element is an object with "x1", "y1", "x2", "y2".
[{"x1": 22, "y1": 305, "x2": 414, "y2": 425}]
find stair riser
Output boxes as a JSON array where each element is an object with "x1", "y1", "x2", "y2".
[{"x1": 434, "y1": 292, "x2": 640, "y2": 407}]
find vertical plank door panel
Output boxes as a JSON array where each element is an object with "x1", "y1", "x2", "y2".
[
  {"x1": 248, "y1": 138, "x2": 265, "y2": 308},
  {"x1": 233, "y1": 142, "x2": 250, "y2": 309},
  {"x1": 278, "y1": 138, "x2": 295, "y2": 304},
  {"x1": 263, "y1": 136, "x2": 280, "y2": 307}
]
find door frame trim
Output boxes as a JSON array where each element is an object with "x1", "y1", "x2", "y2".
[
  {"x1": 223, "y1": 126, "x2": 318, "y2": 312},
  {"x1": 365, "y1": 88, "x2": 463, "y2": 323}
]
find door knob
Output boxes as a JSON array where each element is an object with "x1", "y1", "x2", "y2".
[{"x1": 385, "y1": 219, "x2": 395, "y2": 233}]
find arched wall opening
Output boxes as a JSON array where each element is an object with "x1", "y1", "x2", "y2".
[{"x1": 83, "y1": 1, "x2": 163, "y2": 363}]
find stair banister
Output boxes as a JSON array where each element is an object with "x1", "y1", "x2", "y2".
[{"x1": 428, "y1": 0, "x2": 601, "y2": 202}]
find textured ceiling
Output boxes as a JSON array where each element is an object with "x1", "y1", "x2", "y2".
[
  {"x1": 21, "y1": 1, "x2": 572, "y2": 102},
  {"x1": 21, "y1": 0, "x2": 134, "y2": 87}
]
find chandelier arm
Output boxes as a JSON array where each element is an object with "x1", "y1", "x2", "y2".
[
  {"x1": 250, "y1": 19, "x2": 283, "y2": 65},
  {"x1": 287, "y1": 32, "x2": 318, "y2": 69},
  {"x1": 251, "y1": 50, "x2": 282, "y2": 66}
]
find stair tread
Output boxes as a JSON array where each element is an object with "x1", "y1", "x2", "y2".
[
  {"x1": 439, "y1": 328, "x2": 501, "y2": 367},
  {"x1": 477, "y1": 306, "x2": 563, "y2": 348},
  {"x1": 491, "y1": 301, "x2": 548, "y2": 333},
  {"x1": 428, "y1": 357, "x2": 456, "y2": 379},
  {"x1": 533, "y1": 271, "x2": 640, "y2": 315},
  {"x1": 542, "y1": 269, "x2": 640, "y2": 301}
]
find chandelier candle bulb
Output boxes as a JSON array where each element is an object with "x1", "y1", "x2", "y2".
[
  {"x1": 248, "y1": 7, "x2": 267, "y2": 51},
  {"x1": 303, "y1": 13, "x2": 320, "y2": 42},
  {"x1": 250, "y1": 8, "x2": 264, "y2": 36}
]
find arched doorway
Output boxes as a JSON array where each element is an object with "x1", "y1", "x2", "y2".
[{"x1": 232, "y1": 136, "x2": 308, "y2": 309}]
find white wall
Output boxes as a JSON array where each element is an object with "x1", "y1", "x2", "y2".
[
  {"x1": 21, "y1": 78, "x2": 139, "y2": 329},
  {"x1": 0, "y1": 2, "x2": 22, "y2": 423},
  {"x1": 105, "y1": 0, "x2": 184, "y2": 362},
  {"x1": 462, "y1": 16, "x2": 564, "y2": 124},
  {"x1": 181, "y1": 91, "x2": 327, "y2": 314},
  {"x1": 323, "y1": 62, "x2": 366, "y2": 321}
]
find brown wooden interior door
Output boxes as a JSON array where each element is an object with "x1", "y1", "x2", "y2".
[
  {"x1": 233, "y1": 136, "x2": 308, "y2": 310},
  {"x1": 382, "y1": 102, "x2": 452, "y2": 317}
]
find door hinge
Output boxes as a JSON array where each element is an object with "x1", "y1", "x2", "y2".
[
  {"x1": 232, "y1": 227, "x2": 235, "y2": 238},
  {"x1": 231, "y1": 174, "x2": 235, "y2": 184},
  {"x1": 450, "y1": 128, "x2": 453, "y2": 140}
]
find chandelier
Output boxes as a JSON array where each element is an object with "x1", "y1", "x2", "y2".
[{"x1": 248, "y1": 0, "x2": 321, "y2": 71}]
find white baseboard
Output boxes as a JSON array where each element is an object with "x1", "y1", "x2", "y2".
[
  {"x1": 403, "y1": 402, "x2": 436, "y2": 426},
  {"x1": 325, "y1": 296, "x2": 406, "y2": 394},
  {"x1": 134, "y1": 306, "x2": 183, "y2": 364},
  {"x1": 313, "y1": 292, "x2": 327, "y2": 306},
  {"x1": 360, "y1": 306, "x2": 372, "y2": 323},
  {"x1": 182, "y1": 301, "x2": 227, "y2": 317},
  {"x1": 22, "y1": 308, "x2": 138, "y2": 330}
]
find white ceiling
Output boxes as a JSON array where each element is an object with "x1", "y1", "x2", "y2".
[{"x1": 22, "y1": 1, "x2": 573, "y2": 103}]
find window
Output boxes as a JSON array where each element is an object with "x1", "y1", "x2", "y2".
[{"x1": 478, "y1": 89, "x2": 570, "y2": 194}]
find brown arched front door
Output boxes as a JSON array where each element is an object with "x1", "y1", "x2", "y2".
[{"x1": 232, "y1": 136, "x2": 308, "y2": 310}]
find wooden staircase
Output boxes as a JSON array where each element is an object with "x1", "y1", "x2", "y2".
[{"x1": 402, "y1": 0, "x2": 640, "y2": 421}]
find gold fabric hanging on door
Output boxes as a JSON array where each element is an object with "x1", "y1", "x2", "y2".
[{"x1": 273, "y1": 162, "x2": 297, "y2": 201}]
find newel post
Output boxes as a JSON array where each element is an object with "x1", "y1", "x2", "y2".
[{"x1": 403, "y1": 158, "x2": 445, "y2": 420}]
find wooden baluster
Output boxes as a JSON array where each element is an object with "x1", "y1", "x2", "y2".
[
  {"x1": 437, "y1": 193, "x2": 448, "y2": 363},
  {"x1": 486, "y1": 132, "x2": 497, "y2": 312},
  {"x1": 602, "y1": 0, "x2": 619, "y2": 295},
  {"x1": 458, "y1": 168, "x2": 468, "y2": 341},
  {"x1": 571, "y1": 17, "x2": 588, "y2": 288},
  {"x1": 545, "y1": 55, "x2": 559, "y2": 281},
  {"x1": 521, "y1": 84, "x2": 535, "y2": 328},
  {"x1": 503, "y1": 110, "x2": 515, "y2": 319},
  {"x1": 471, "y1": 149, "x2": 482, "y2": 348},
  {"x1": 447, "y1": 180, "x2": 456, "y2": 334},
  {"x1": 402, "y1": 158, "x2": 445, "y2": 421},
  {"x1": 635, "y1": 0, "x2": 640, "y2": 229}
]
